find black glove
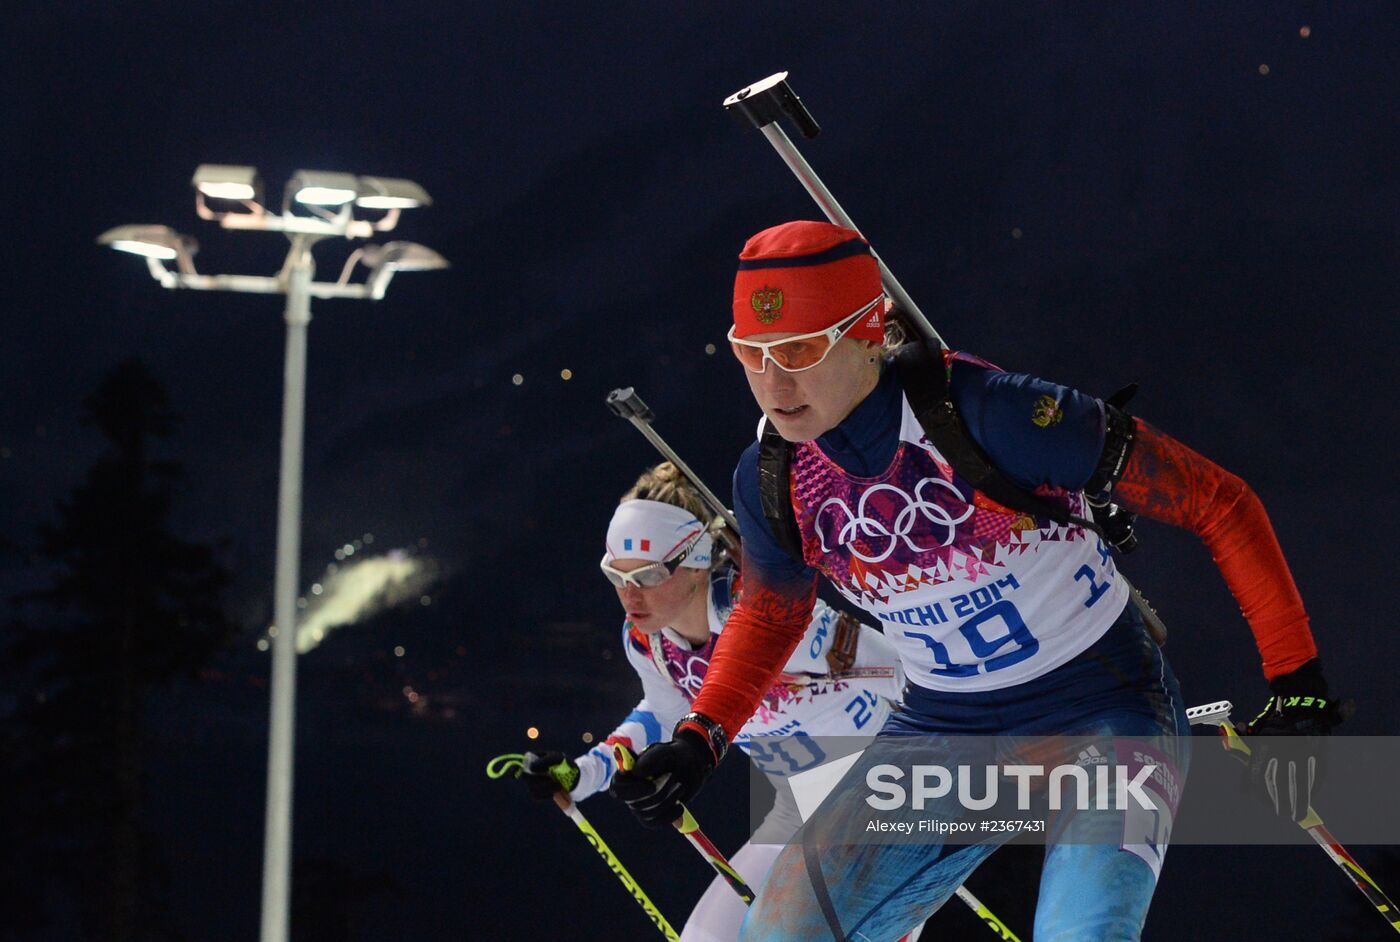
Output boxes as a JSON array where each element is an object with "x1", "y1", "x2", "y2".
[
  {"x1": 609, "y1": 727, "x2": 716, "y2": 828},
  {"x1": 520, "y1": 751, "x2": 579, "y2": 800},
  {"x1": 1238, "y1": 659, "x2": 1349, "y2": 823}
]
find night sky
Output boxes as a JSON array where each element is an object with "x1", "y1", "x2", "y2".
[{"x1": 6, "y1": 3, "x2": 1400, "y2": 940}]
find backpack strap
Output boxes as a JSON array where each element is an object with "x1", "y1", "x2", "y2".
[
  {"x1": 1084, "y1": 384, "x2": 1138, "y2": 498},
  {"x1": 757, "y1": 418, "x2": 805, "y2": 563},
  {"x1": 893, "y1": 340, "x2": 1103, "y2": 535}
]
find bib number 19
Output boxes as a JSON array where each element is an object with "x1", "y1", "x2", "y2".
[{"x1": 907, "y1": 599, "x2": 1039, "y2": 677}]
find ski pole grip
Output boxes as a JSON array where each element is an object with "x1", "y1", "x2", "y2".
[
  {"x1": 607, "y1": 387, "x2": 655, "y2": 424},
  {"x1": 724, "y1": 71, "x2": 821, "y2": 139}
]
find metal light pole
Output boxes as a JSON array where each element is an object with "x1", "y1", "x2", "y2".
[
  {"x1": 263, "y1": 239, "x2": 312, "y2": 942},
  {"x1": 99, "y1": 167, "x2": 447, "y2": 942}
]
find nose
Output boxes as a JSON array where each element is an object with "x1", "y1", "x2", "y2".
[
  {"x1": 753, "y1": 360, "x2": 797, "y2": 393},
  {"x1": 618, "y1": 583, "x2": 645, "y2": 603}
]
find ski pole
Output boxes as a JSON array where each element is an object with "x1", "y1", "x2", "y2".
[
  {"x1": 486, "y1": 753, "x2": 681, "y2": 940},
  {"x1": 722, "y1": 72, "x2": 944, "y2": 350},
  {"x1": 606, "y1": 386, "x2": 741, "y2": 551},
  {"x1": 1185, "y1": 702, "x2": 1400, "y2": 934},
  {"x1": 613, "y1": 744, "x2": 758, "y2": 905},
  {"x1": 953, "y1": 886, "x2": 1023, "y2": 942}
]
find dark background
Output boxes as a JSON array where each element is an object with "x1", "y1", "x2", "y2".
[{"x1": 4, "y1": 3, "x2": 1399, "y2": 939}]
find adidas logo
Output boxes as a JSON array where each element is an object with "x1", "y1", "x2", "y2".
[{"x1": 1076, "y1": 745, "x2": 1109, "y2": 767}]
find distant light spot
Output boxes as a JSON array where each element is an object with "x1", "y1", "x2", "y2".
[
  {"x1": 268, "y1": 626, "x2": 279, "y2": 638},
  {"x1": 704, "y1": 343, "x2": 716, "y2": 355},
  {"x1": 334, "y1": 549, "x2": 345, "y2": 560},
  {"x1": 1299, "y1": 25, "x2": 1311, "y2": 38},
  {"x1": 343, "y1": 544, "x2": 355, "y2": 557},
  {"x1": 363, "y1": 533, "x2": 375, "y2": 544},
  {"x1": 420, "y1": 595, "x2": 432, "y2": 606},
  {"x1": 512, "y1": 373, "x2": 524, "y2": 386},
  {"x1": 560, "y1": 368, "x2": 573, "y2": 381},
  {"x1": 1011, "y1": 227, "x2": 1023, "y2": 239},
  {"x1": 257, "y1": 638, "x2": 270, "y2": 652},
  {"x1": 1258, "y1": 63, "x2": 1270, "y2": 75},
  {"x1": 526, "y1": 727, "x2": 540, "y2": 740},
  {"x1": 311, "y1": 583, "x2": 323, "y2": 595},
  {"x1": 296, "y1": 598, "x2": 308, "y2": 609},
  {"x1": 394, "y1": 645, "x2": 406, "y2": 657},
  {"x1": 582, "y1": 732, "x2": 595, "y2": 744}
]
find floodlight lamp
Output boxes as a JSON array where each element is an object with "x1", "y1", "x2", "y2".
[
  {"x1": 97, "y1": 225, "x2": 198, "y2": 261},
  {"x1": 193, "y1": 164, "x2": 262, "y2": 201},
  {"x1": 356, "y1": 176, "x2": 432, "y2": 209},
  {"x1": 288, "y1": 170, "x2": 360, "y2": 207},
  {"x1": 363, "y1": 241, "x2": 449, "y2": 272},
  {"x1": 362, "y1": 241, "x2": 448, "y2": 299}
]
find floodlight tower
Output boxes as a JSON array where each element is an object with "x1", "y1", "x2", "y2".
[{"x1": 99, "y1": 166, "x2": 447, "y2": 942}]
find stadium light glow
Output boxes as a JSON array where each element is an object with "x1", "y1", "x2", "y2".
[
  {"x1": 193, "y1": 163, "x2": 262, "y2": 201},
  {"x1": 357, "y1": 175, "x2": 432, "y2": 209},
  {"x1": 97, "y1": 224, "x2": 195, "y2": 260},
  {"x1": 288, "y1": 170, "x2": 360, "y2": 207}
]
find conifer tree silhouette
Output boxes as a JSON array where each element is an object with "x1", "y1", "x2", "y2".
[{"x1": 3, "y1": 359, "x2": 237, "y2": 941}]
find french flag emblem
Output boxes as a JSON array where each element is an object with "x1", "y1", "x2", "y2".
[{"x1": 623, "y1": 538, "x2": 651, "y2": 552}]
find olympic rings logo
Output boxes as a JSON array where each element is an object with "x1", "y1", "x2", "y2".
[
  {"x1": 672, "y1": 655, "x2": 710, "y2": 693},
  {"x1": 815, "y1": 477, "x2": 974, "y2": 563}
]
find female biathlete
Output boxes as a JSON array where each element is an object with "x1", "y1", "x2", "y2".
[
  {"x1": 516, "y1": 461, "x2": 906, "y2": 942},
  {"x1": 611, "y1": 221, "x2": 1347, "y2": 941}
]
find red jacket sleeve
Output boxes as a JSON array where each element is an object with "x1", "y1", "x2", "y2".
[
  {"x1": 1114, "y1": 419, "x2": 1317, "y2": 678},
  {"x1": 689, "y1": 571, "x2": 817, "y2": 742}
]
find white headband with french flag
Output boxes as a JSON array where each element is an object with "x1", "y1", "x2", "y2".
[{"x1": 603, "y1": 499, "x2": 712, "y2": 569}]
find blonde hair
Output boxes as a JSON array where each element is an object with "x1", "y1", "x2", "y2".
[
  {"x1": 620, "y1": 461, "x2": 710, "y2": 520},
  {"x1": 620, "y1": 462, "x2": 728, "y2": 570}
]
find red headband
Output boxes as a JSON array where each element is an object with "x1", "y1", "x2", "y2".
[{"x1": 732, "y1": 220, "x2": 884, "y2": 342}]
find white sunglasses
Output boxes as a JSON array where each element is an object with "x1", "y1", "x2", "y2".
[
  {"x1": 599, "y1": 531, "x2": 703, "y2": 588},
  {"x1": 727, "y1": 295, "x2": 882, "y2": 374}
]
